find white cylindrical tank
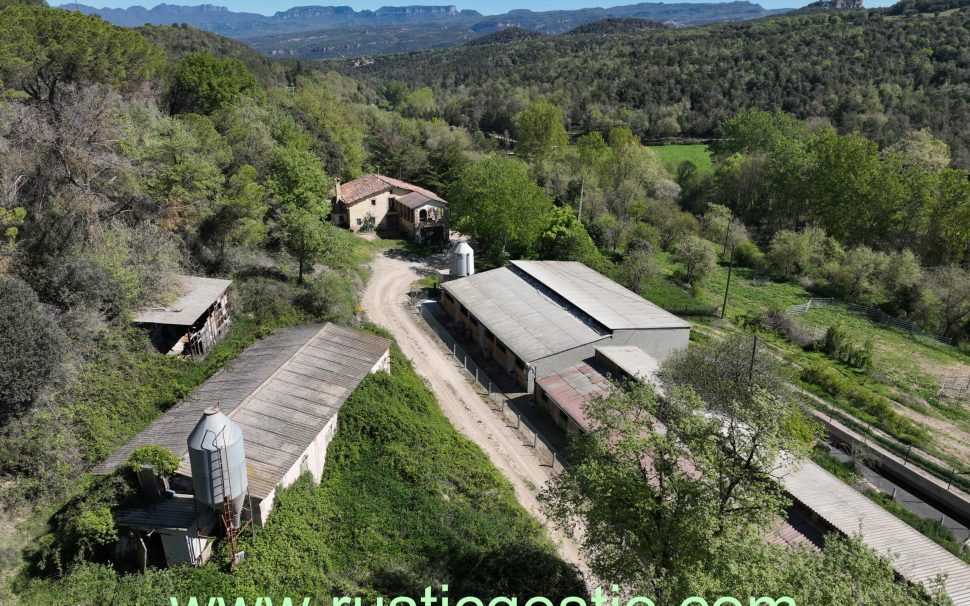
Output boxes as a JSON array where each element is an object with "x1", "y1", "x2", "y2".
[
  {"x1": 187, "y1": 407, "x2": 248, "y2": 528},
  {"x1": 450, "y1": 242, "x2": 475, "y2": 277}
]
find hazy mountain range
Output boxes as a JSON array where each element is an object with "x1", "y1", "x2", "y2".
[{"x1": 57, "y1": 2, "x2": 790, "y2": 58}]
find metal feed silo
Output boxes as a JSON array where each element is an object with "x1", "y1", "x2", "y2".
[
  {"x1": 450, "y1": 241, "x2": 475, "y2": 277},
  {"x1": 187, "y1": 407, "x2": 248, "y2": 528}
]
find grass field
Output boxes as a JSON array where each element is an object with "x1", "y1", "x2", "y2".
[
  {"x1": 637, "y1": 240, "x2": 970, "y2": 470},
  {"x1": 647, "y1": 144, "x2": 714, "y2": 176}
]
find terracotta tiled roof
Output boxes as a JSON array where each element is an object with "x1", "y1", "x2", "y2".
[
  {"x1": 536, "y1": 359, "x2": 611, "y2": 432},
  {"x1": 335, "y1": 173, "x2": 446, "y2": 206}
]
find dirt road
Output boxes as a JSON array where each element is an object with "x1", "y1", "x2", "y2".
[{"x1": 361, "y1": 250, "x2": 588, "y2": 578}]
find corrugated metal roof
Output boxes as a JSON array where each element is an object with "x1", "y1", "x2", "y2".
[
  {"x1": 94, "y1": 324, "x2": 391, "y2": 501},
  {"x1": 510, "y1": 261, "x2": 691, "y2": 330},
  {"x1": 442, "y1": 267, "x2": 607, "y2": 362},
  {"x1": 132, "y1": 275, "x2": 231, "y2": 326},
  {"x1": 596, "y1": 345, "x2": 661, "y2": 383},
  {"x1": 778, "y1": 458, "x2": 970, "y2": 604},
  {"x1": 767, "y1": 518, "x2": 819, "y2": 550}
]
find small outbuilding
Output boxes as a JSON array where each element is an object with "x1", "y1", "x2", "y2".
[
  {"x1": 133, "y1": 275, "x2": 231, "y2": 356},
  {"x1": 535, "y1": 346, "x2": 664, "y2": 435}
]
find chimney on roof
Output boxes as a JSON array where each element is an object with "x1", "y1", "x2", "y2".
[{"x1": 334, "y1": 178, "x2": 341, "y2": 201}]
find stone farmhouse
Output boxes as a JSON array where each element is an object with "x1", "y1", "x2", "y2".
[{"x1": 329, "y1": 173, "x2": 448, "y2": 243}]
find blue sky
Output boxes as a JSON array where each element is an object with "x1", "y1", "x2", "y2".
[{"x1": 68, "y1": 0, "x2": 897, "y2": 16}]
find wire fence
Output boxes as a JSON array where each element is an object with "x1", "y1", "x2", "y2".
[
  {"x1": 786, "y1": 297, "x2": 952, "y2": 345},
  {"x1": 940, "y1": 376, "x2": 970, "y2": 400},
  {"x1": 418, "y1": 301, "x2": 568, "y2": 471}
]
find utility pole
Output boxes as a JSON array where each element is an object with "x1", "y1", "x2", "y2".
[
  {"x1": 720, "y1": 243, "x2": 736, "y2": 320},
  {"x1": 722, "y1": 217, "x2": 733, "y2": 262},
  {"x1": 577, "y1": 176, "x2": 585, "y2": 221},
  {"x1": 748, "y1": 334, "x2": 758, "y2": 385}
]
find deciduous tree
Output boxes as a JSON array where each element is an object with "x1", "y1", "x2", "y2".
[
  {"x1": 673, "y1": 235, "x2": 716, "y2": 284},
  {"x1": 450, "y1": 155, "x2": 554, "y2": 265},
  {"x1": 924, "y1": 265, "x2": 970, "y2": 339},
  {"x1": 536, "y1": 206, "x2": 603, "y2": 269},
  {"x1": 266, "y1": 144, "x2": 333, "y2": 216},
  {"x1": 514, "y1": 100, "x2": 568, "y2": 161}
]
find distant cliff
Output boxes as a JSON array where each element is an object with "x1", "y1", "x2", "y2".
[{"x1": 58, "y1": 1, "x2": 787, "y2": 58}]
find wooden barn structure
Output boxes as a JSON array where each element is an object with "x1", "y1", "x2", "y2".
[{"x1": 133, "y1": 275, "x2": 232, "y2": 356}]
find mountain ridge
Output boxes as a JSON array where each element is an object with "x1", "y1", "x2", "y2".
[{"x1": 57, "y1": 1, "x2": 789, "y2": 57}]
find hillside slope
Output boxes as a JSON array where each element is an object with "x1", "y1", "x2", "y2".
[{"x1": 340, "y1": 8, "x2": 970, "y2": 166}]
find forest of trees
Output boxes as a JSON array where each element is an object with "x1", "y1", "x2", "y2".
[{"x1": 346, "y1": 7, "x2": 970, "y2": 167}]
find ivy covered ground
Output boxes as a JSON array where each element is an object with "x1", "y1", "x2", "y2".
[{"x1": 12, "y1": 338, "x2": 583, "y2": 605}]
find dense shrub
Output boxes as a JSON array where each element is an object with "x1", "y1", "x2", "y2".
[
  {"x1": 233, "y1": 276, "x2": 308, "y2": 326},
  {"x1": 765, "y1": 227, "x2": 844, "y2": 280},
  {"x1": 801, "y1": 363, "x2": 928, "y2": 445},
  {"x1": 0, "y1": 275, "x2": 66, "y2": 418},
  {"x1": 294, "y1": 269, "x2": 356, "y2": 324},
  {"x1": 819, "y1": 324, "x2": 874, "y2": 371},
  {"x1": 31, "y1": 256, "x2": 126, "y2": 319},
  {"x1": 733, "y1": 240, "x2": 764, "y2": 269},
  {"x1": 30, "y1": 473, "x2": 134, "y2": 575},
  {"x1": 126, "y1": 444, "x2": 181, "y2": 476},
  {"x1": 811, "y1": 446, "x2": 860, "y2": 485},
  {"x1": 741, "y1": 308, "x2": 817, "y2": 347}
]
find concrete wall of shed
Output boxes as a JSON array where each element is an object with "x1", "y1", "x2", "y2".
[
  {"x1": 371, "y1": 349, "x2": 391, "y2": 374},
  {"x1": 253, "y1": 413, "x2": 341, "y2": 527},
  {"x1": 442, "y1": 290, "x2": 457, "y2": 319},
  {"x1": 534, "y1": 385, "x2": 584, "y2": 434},
  {"x1": 609, "y1": 327, "x2": 690, "y2": 362},
  {"x1": 530, "y1": 338, "x2": 612, "y2": 393}
]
